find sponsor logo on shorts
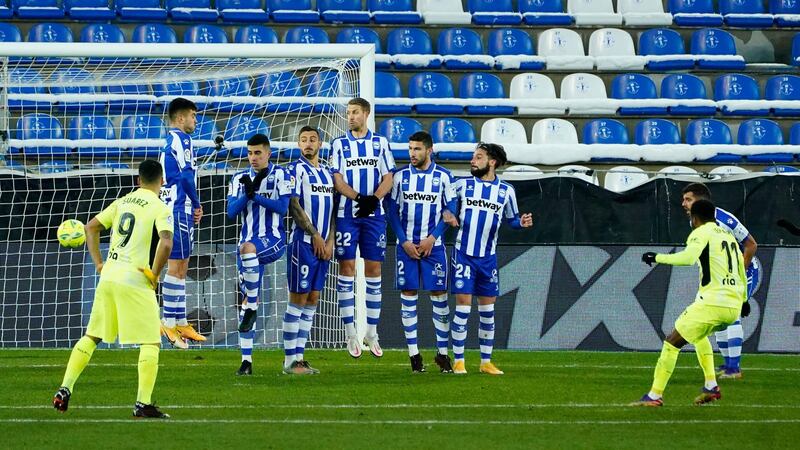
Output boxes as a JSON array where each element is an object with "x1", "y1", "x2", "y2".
[
  {"x1": 398, "y1": 277, "x2": 405, "y2": 286},
  {"x1": 300, "y1": 280, "x2": 309, "y2": 289},
  {"x1": 337, "y1": 247, "x2": 345, "y2": 255},
  {"x1": 455, "y1": 280, "x2": 465, "y2": 289}
]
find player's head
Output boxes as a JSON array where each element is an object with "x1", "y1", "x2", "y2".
[
  {"x1": 690, "y1": 198, "x2": 716, "y2": 228},
  {"x1": 682, "y1": 182, "x2": 712, "y2": 216},
  {"x1": 167, "y1": 97, "x2": 197, "y2": 134},
  {"x1": 138, "y1": 159, "x2": 163, "y2": 189},
  {"x1": 246, "y1": 133, "x2": 270, "y2": 170},
  {"x1": 298, "y1": 126, "x2": 321, "y2": 161},
  {"x1": 347, "y1": 97, "x2": 371, "y2": 133},
  {"x1": 408, "y1": 131, "x2": 433, "y2": 169},
  {"x1": 471, "y1": 142, "x2": 507, "y2": 178}
]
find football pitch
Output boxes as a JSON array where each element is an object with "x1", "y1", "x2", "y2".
[{"x1": 1, "y1": 349, "x2": 798, "y2": 449}]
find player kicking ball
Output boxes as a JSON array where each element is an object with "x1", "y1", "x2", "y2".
[{"x1": 632, "y1": 199, "x2": 748, "y2": 407}]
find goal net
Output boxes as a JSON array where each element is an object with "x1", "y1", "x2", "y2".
[{"x1": 0, "y1": 42, "x2": 375, "y2": 349}]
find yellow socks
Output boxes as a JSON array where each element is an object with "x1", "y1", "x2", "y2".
[
  {"x1": 650, "y1": 341, "x2": 680, "y2": 398},
  {"x1": 694, "y1": 337, "x2": 718, "y2": 389},
  {"x1": 61, "y1": 336, "x2": 97, "y2": 391},
  {"x1": 137, "y1": 344, "x2": 160, "y2": 405}
]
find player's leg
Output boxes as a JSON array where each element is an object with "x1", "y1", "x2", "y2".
[
  {"x1": 236, "y1": 303, "x2": 255, "y2": 375},
  {"x1": 692, "y1": 305, "x2": 739, "y2": 404},
  {"x1": 471, "y1": 254, "x2": 502, "y2": 375},
  {"x1": 335, "y1": 217, "x2": 360, "y2": 356},
  {"x1": 420, "y1": 245, "x2": 452, "y2": 372},
  {"x1": 54, "y1": 334, "x2": 100, "y2": 412},
  {"x1": 450, "y1": 249, "x2": 475, "y2": 374},
  {"x1": 721, "y1": 319, "x2": 743, "y2": 378},
  {"x1": 238, "y1": 241, "x2": 261, "y2": 332},
  {"x1": 361, "y1": 216, "x2": 388, "y2": 357},
  {"x1": 396, "y1": 244, "x2": 422, "y2": 370},
  {"x1": 630, "y1": 328, "x2": 687, "y2": 406},
  {"x1": 283, "y1": 239, "x2": 314, "y2": 374},
  {"x1": 296, "y1": 290, "x2": 320, "y2": 374},
  {"x1": 715, "y1": 328, "x2": 730, "y2": 372},
  {"x1": 167, "y1": 212, "x2": 202, "y2": 343}
]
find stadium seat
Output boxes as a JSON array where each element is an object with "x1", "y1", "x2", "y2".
[
  {"x1": 658, "y1": 165, "x2": 701, "y2": 177},
  {"x1": 7, "y1": 69, "x2": 49, "y2": 111},
  {"x1": 80, "y1": 24, "x2": 126, "y2": 63},
  {"x1": 375, "y1": 72, "x2": 411, "y2": 114},
  {"x1": 101, "y1": 69, "x2": 154, "y2": 114},
  {"x1": 132, "y1": 24, "x2": 177, "y2": 43},
  {"x1": 336, "y1": 28, "x2": 390, "y2": 68},
  {"x1": 122, "y1": 115, "x2": 167, "y2": 157},
  {"x1": 617, "y1": 0, "x2": 672, "y2": 26},
  {"x1": 793, "y1": 33, "x2": 800, "y2": 67},
  {"x1": 68, "y1": 116, "x2": 118, "y2": 156},
  {"x1": 379, "y1": 117, "x2": 423, "y2": 159},
  {"x1": 764, "y1": 165, "x2": 800, "y2": 174},
  {"x1": 269, "y1": 0, "x2": 319, "y2": 23},
  {"x1": 691, "y1": 28, "x2": 745, "y2": 70},
  {"x1": 254, "y1": 72, "x2": 308, "y2": 113},
  {"x1": 14, "y1": 114, "x2": 69, "y2": 155},
  {"x1": 235, "y1": 25, "x2": 278, "y2": 44},
  {"x1": 439, "y1": 28, "x2": 493, "y2": 70},
  {"x1": 480, "y1": 118, "x2": 527, "y2": 144},
  {"x1": 685, "y1": 118, "x2": 737, "y2": 162},
  {"x1": 431, "y1": 118, "x2": 476, "y2": 144},
  {"x1": 635, "y1": 119, "x2": 680, "y2": 145},
  {"x1": 611, "y1": 73, "x2": 666, "y2": 115},
  {"x1": 37, "y1": 160, "x2": 72, "y2": 173},
  {"x1": 719, "y1": 0, "x2": 774, "y2": 28},
  {"x1": 772, "y1": 0, "x2": 800, "y2": 26},
  {"x1": 561, "y1": 73, "x2": 617, "y2": 115},
  {"x1": 0, "y1": 0, "x2": 10, "y2": 18},
  {"x1": 28, "y1": 23, "x2": 73, "y2": 43},
  {"x1": 709, "y1": 165, "x2": 749, "y2": 178},
  {"x1": 505, "y1": 165, "x2": 543, "y2": 174},
  {"x1": 65, "y1": 0, "x2": 115, "y2": 20},
  {"x1": 531, "y1": 118, "x2": 579, "y2": 144},
  {"x1": 93, "y1": 161, "x2": 130, "y2": 170},
  {"x1": 588, "y1": 28, "x2": 645, "y2": 70},
  {"x1": 153, "y1": 77, "x2": 203, "y2": 110},
  {"x1": 460, "y1": 73, "x2": 513, "y2": 115},
  {"x1": 519, "y1": 0, "x2": 572, "y2": 25},
  {"x1": 409, "y1": 72, "x2": 462, "y2": 114},
  {"x1": 488, "y1": 28, "x2": 545, "y2": 71},
  {"x1": 117, "y1": 0, "x2": 167, "y2": 21},
  {"x1": 319, "y1": 0, "x2": 370, "y2": 24},
  {"x1": 583, "y1": 119, "x2": 629, "y2": 144},
  {"x1": 223, "y1": 115, "x2": 270, "y2": 157},
  {"x1": 418, "y1": 0, "x2": 472, "y2": 24},
  {"x1": 739, "y1": 119, "x2": 792, "y2": 163},
  {"x1": 668, "y1": 0, "x2": 723, "y2": 26},
  {"x1": 191, "y1": 114, "x2": 220, "y2": 157},
  {"x1": 50, "y1": 68, "x2": 105, "y2": 113},
  {"x1": 0, "y1": 23, "x2": 21, "y2": 43},
  {"x1": 13, "y1": 0, "x2": 64, "y2": 19},
  {"x1": 538, "y1": 28, "x2": 594, "y2": 70},
  {"x1": 386, "y1": 28, "x2": 441, "y2": 69},
  {"x1": 557, "y1": 164, "x2": 599, "y2": 185},
  {"x1": 661, "y1": 74, "x2": 717, "y2": 115},
  {"x1": 207, "y1": 76, "x2": 253, "y2": 112},
  {"x1": 184, "y1": 25, "x2": 228, "y2": 44},
  {"x1": 468, "y1": 0, "x2": 521, "y2": 25},
  {"x1": 791, "y1": 122, "x2": 800, "y2": 144},
  {"x1": 510, "y1": 73, "x2": 565, "y2": 115},
  {"x1": 284, "y1": 26, "x2": 329, "y2": 44},
  {"x1": 766, "y1": 75, "x2": 800, "y2": 116},
  {"x1": 307, "y1": 70, "x2": 341, "y2": 113},
  {"x1": 714, "y1": 74, "x2": 768, "y2": 116},
  {"x1": 217, "y1": 0, "x2": 269, "y2": 23},
  {"x1": 639, "y1": 28, "x2": 694, "y2": 71},
  {"x1": 604, "y1": 166, "x2": 649, "y2": 192},
  {"x1": 369, "y1": 0, "x2": 421, "y2": 24},
  {"x1": 167, "y1": 0, "x2": 219, "y2": 22},
  {"x1": 567, "y1": 0, "x2": 622, "y2": 25}
]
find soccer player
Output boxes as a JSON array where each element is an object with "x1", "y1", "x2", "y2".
[
  {"x1": 227, "y1": 133, "x2": 291, "y2": 376},
  {"x1": 53, "y1": 160, "x2": 173, "y2": 419},
  {"x1": 633, "y1": 199, "x2": 747, "y2": 406},
  {"x1": 386, "y1": 131, "x2": 457, "y2": 373},
  {"x1": 448, "y1": 143, "x2": 533, "y2": 375},
  {"x1": 282, "y1": 126, "x2": 336, "y2": 375},
  {"x1": 681, "y1": 183, "x2": 759, "y2": 379},
  {"x1": 330, "y1": 97, "x2": 395, "y2": 358},
  {"x1": 158, "y1": 97, "x2": 205, "y2": 348}
]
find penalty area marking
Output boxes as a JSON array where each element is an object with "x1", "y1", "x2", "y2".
[
  {"x1": 4, "y1": 403, "x2": 800, "y2": 410},
  {"x1": 1, "y1": 418, "x2": 799, "y2": 425}
]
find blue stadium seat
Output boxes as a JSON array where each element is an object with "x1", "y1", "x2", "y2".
[
  {"x1": 254, "y1": 72, "x2": 309, "y2": 113},
  {"x1": 369, "y1": 0, "x2": 421, "y2": 24},
  {"x1": 191, "y1": 115, "x2": 220, "y2": 157},
  {"x1": 635, "y1": 119, "x2": 680, "y2": 145},
  {"x1": 661, "y1": 74, "x2": 717, "y2": 116},
  {"x1": 792, "y1": 122, "x2": 800, "y2": 144},
  {"x1": 611, "y1": 73, "x2": 666, "y2": 115},
  {"x1": 719, "y1": 0, "x2": 774, "y2": 28},
  {"x1": 583, "y1": 119, "x2": 629, "y2": 144},
  {"x1": 121, "y1": 115, "x2": 167, "y2": 157},
  {"x1": 739, "y1": 119, "x2": 792, "y2": 163},
  {"x1": 167, "y1": 0, "x2": 219, "y2": 22},
  {"x1": 7, "y1": 69, "x2": 49, "y2": 111},
  {"x1": 153, "y1": 77, "x2": 203, "y2": 110},
  {"x1": 379, "y1": 117, "x2": 423, "y2": 160},
  {"x1": 439, "y1": 28, "x2": 492, "y2": 70},
  {"x1": 14, "y1": 114, "x2": 69, "y2": 155},
  {"x1": 519, "y1": 0, "x2": 572, "y2": 25},
  {"x1": 38, "y1": 161, "x2": 72, "y2": 173},
  {"x1": 68, "y1": 116, "x2": 119, "y2": 157},
  {"x1": 218, "y1": 0, "x2": 269, "y2": 23},
  {"x1": 0, "y1": 23, "x2": 21, "y2": 42},
  {"x1": 764, "y1": 165, "x2": 800, "y2": 173},
  {"x1": 714, "y1": 74, "x2": 768, "y2": 116},
  {"x1": 94, "y1": 162, "x2": 131, "y2": 170},
  {"x1": 431, "y1": 118, "x2": 476, "y2": 143},
  {"x1": 269, "y1": 0, "x2": 319, "y2": 23},
  {"x1": 668, "y1": 0, "x2": 723, "y2": 26},
  {"x1": 50, "y1": 68, "x2": 105, "y2": 113},
  {"x1": 408, "y1": 72, "x2": 462, "y2": 114},
  {"x1": 386, "y1": 28, "x2": 441, "y2": 69},
  {"x1": 336, "y1": 27, "x2": 389, "y2": 68},
  {"x1": 772, "y1": 0, "x2": 800, "y2": 27},
  {"x1": 207, "y1": 76, "x2": 254, "y2": 112},
  {"x1": 460, "y1": 73, "x2": 513, "y2": 115},
  {"x1": 375, "y1": 72, "x2": 411, "y2": 114},
  {"x1": 793, "y1": 33, "x2": 800, "y2": 67},
  {"x1": 13, "y1": 0, "x2": 64, "y2": 19},
  {"x1": 284, "y1": 26, "x2": 329, "y2": 44},
  {"x1": 469, "y1": 0, "x2": 521, "y2": 25},
  {"x1": 65, "y1": 0, "x2": 115, "y2": 20},
  {"x1": 691, "y1": 28, "x2": 745, "y2": 70},
  {"x1": 639, "y1": 28, "x2": 694, "y2": 71},
  {"x1": 686, "y1": 118, "x2": 738, "y2": 163},
  {"x1": 0, "y1": 0, "x2": 11, "y2": 18},
  {"x1": 132, "y1": 24, "x2": 177, "y2": 43},
  {"x1": 28, "y1": 22, "x2": 73, "y2": 44},
  {"x1": 184, "y1": 25, "x2": 228, "y2": 44},
  {"x1": 117, "y1": 0, "x2": 168, "y2": 22},
  {"x1": 487, "y1": 28, "x2": 544, "y2": 70},
  {"x1": 319, "y1": 0, "x2": 370, "y2": 24},
  {"x1": 307, "y1": 70, "x2": 340, "y2": 113},
  {"x1": 80, "y1": 24, "x2": 126, "y2": 64},
  {"x1": 224, "y1": 115, "x2": 270, "y2": 158},
  {"x1": 766, "y1": 75, "x2": 800, "y2": 116},
  {"x1": 101, "y1": 69, "x2": 154, "y2": 113},
  {"x1": 235, "y1": 25, "x2": 278, "y2": 44}
]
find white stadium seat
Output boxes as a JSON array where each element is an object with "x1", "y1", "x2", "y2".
[
  {"x1": 557, "y1": 164, "x2": 599, "y2": 185},
  {"x1": 560, "y1": 73, "x2": 617, "y2": 115},
  {"x1": 709, "y1": 165, "x2": 749, "y2": 179},
  {"x1": 568, "y1": 0, "x2": 623, "y2": 25},
  {"x1": 505, "y1": 164, "x2": 543, "y2": 173},
  {"x1": 417, "y1": 0, "x2": 472, "y2": 24},
  {"x1": 658, "y1": 165, "x2": 701, "y2": 178},
  {"x1": 604, "y1": 165, "x2": 650, "y2": 192},
  {"x1": 617, "y1": 0, "x2": 673, "y2": 26},
  {"x1": 538, "y1": 28, "x2": 595, "y2": 70},
  {"x1": 480, "y1": 118, "x2": 528, "y2": 144},
  {"x1": 531, "y1": 118, "x2": 579, "y2": 145},
  {"x1": 588, "y1": 28, "x2": 645, "y2": 70},
  {"x1": 510, "y1": 73, "x2": 566, "y2": 115}
]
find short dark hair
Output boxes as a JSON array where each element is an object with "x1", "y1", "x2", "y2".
[
  {"x1": 247, "y1": 133, "x2": 270, "y2": 148},
  {"x1": 348, "y1": 97, "x2": 371, "y2": 114},
  {"x1": 167, "y1": 97, "x2": 197, "y2": 121},
  {"x1": 682, "y1": 182, "x2": 711, "y2": 199},
  {"x1": 409, "y1": 131, "x2": 433, "y2": 149},
  {"x1": 298, "y1": 126, "x2": 320, "y2": 139},
  {"x1": 477, "y1": 142, "x2": 508, "y2": 168},
  {"x1": 690, "y1": 198, "x2": 716, "y2": 223},
  {"x1": 139, "y1": 159, "x2": 162, "y2": 184}
]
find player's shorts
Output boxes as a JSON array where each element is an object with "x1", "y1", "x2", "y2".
[
  {"x1": 746, "y1": 256, "x2": 762, "y2": 299},
  {"x1": 170, "y1": 211, "x2": 194, "y2": 260},
  {"x1": 86, "y1": 281, "x2": 160, "y2": 344},
  {"x1": 449, "y1": 248, "x2": 499, "y2": 297},
  {"x1": 396, "y1": 243, "x2": 448, "y2": 291},
  {"x1": 334, "y1": 216, "x2": 387, "y2": 262},
  {"x1": 675, "y1": 301, "x2": 740, "y2": 345},
  {"x1": 288, "y1": 239, "x2": 331, "y2": 294}
]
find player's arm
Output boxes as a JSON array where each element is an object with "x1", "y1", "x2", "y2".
[
  {"x1": 226, "y1": 176, "x2": 249, "y2": 219},
  {"x1": 373, "y1": 141, "x2": 395, "y2": 200},
  {"x1": 332, "y1": 173, "x2": 360, "y2": 200},
  {"x1": 503, "y1": 186, "x2": 533, "y2": 229},
  {"x1": 84, "y1": 217, "x2": 107, "y2": 274},
  {"x1": 741, "y1": 234, "x2": 757, "y2": 268},
  {"x1": 251, "y1": 168, "x2": 290, "y2": 215},
  {"x1": 655, "y1": 230, "x2": 707, "y2": 266},
  {"x1": 324, "y1": 199, "x2": 337, "y2": 261}
]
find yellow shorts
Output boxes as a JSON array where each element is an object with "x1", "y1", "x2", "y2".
[
  {"x1": 85, "y1": 281, "x2": 160, "y2": 345},
  {"x1": 675, "y1": 301, "x2": 740, "y2": 344}
]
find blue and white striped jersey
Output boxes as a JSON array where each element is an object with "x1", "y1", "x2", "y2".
[
  {"x1": 288, "y1": 156, "x2": 336, "y2": 244},
  {"x1": 391, "y1": 163, "x2": 456, "y2": 246},
  {"x1": 329, "y1": 130, "x2": 395, "y2": 218},
  {"x1": 454, "y1": 176, "x2": 520, "y2": 258},
  {"x1": 227, "y1": 163, "x2": 292, "y2": 244},
  {"x1": 160, "y1": 128, "x2": 198, "y2": 214},
  {"x1": 715, "y1": 207, "x2": 750, "y2": 245}
]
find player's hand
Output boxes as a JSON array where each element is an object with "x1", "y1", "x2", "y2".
[
  {"x1": 323, "y1": 240, "x2": 335, "y2": 261},
  {"x1": 417, "y1": 235, "x2": 436, "y2": 258},
  {"x1": 312, "y1": 233, "x2": 326, "y2": 259},
  {"x1": 355, "y1": 194, "x2": 379, "y2": 218},
  {"x1": 442, "y1": 210, "x2": 459, "y2": 227},
  {"x1": 641, "y1": 252, "x2": 657, "y2": 267},
  {"x1": 240, "y1": 175, "x2": 255, "y2": 199},
  {"x1": 139, "y1": 267, "x2": 158, "y2": 290},
  {"x1": 520, "y1": 213, "x2": 533, "y2": 228},
  {"x1": 402, "y1": 240, "x2": 420, "y2": 260},
  {"x1": 741, "y1": 300, "x2": 751, "y2": 317},
  {"x1": 95, "y1": 262, "x2": 104, "y2": 274},
  {"x1": 193, "y1": 206, "x2": 203, "y2": 224}
]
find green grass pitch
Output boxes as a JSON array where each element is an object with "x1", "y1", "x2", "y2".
[{"x1": 1, "y1": 349, "x2": 798, "y2": 449}]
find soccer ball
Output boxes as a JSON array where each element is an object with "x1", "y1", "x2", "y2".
[{"x1": 57, "y1": 219, "x2": 86, "y2": 248}]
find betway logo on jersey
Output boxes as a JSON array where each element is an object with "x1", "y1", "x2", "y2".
[
  {"x1": 402, "y1": 191, "x2": 439, "y2": 203},
  {"x1": 465, "y1": 197, "x2": 503, "y2": 213},
  {"x1": 311, "y1": 184, "x2": 335, "y2": 194},
  {"x1": 345, "y1": 157, "x2": 379, "y2": 168}
]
